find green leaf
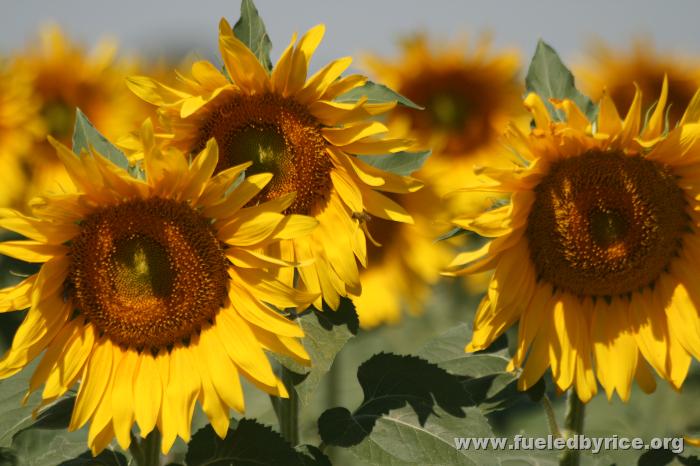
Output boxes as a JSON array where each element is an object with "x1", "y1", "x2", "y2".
[
  {"x1": 0, "y1": 361, "x2": 41, "y2": 449},
  {"x1": 18, "y1": 397, "x2": 74, "y2": 432},
  {"x1": 11, "y1": 427, "x2": 91, "y2": 466},
  {"x1": 525, "y1": 40, "x2": 596, "y2": 122},
  {"x1": 317, "y1": 353, "x2": 473, "y2": 448},
  {"x1": 186, "y1": 419, "x2": 327, "y2": 466},
  {"x1": 434, "y1": 227, "x2": 470, "y2": 243},
  {"x1": 274, "y1": 298, "x2": 358, "y2": 406},
  {"x1": 72, "y1": 109, "x2": 143, "y2": 180},
  {"x1": 233, "y1": 0, "x2": 273, "y2": 72},
  {"x1": 357, "y1": 151, "x2": 430, "y2": 176},
  {"x1": 335, "y1": 81, "x2": 423, "y2": 110},
  {"x1": 0, "y1": 448, "x2": 17, "y2": 466},
  {"x1": 56, "y1": 450, "x2": 127, "y2": 466},
  {"x1": 347, "y1": 405, "x2": 497, "y2": 466},
  {"x1": 417, "y1": 324, "x2": 519, "y2": 413}
]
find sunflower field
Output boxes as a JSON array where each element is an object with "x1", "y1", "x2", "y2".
[{"x1": 2, "y1": 1, "x2": 700, "y2": 465}]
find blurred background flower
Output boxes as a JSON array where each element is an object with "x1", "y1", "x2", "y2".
[{"x1": 2, "y1": 1, "x2": 700, "y2": 464}]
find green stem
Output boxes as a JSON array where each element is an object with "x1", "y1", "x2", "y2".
[
  {"x1": 129, "y1": 429, "x2": 161, "y2": 466},
  {"x1": 559, "y1": 391, "x2": 585, "y2": 466},
  {"x1": 271, "y1": 366, "x2": 299, "y2": 446},
  {"x1": 541, "y1": 394, "x2": 561, "y2": 438}
]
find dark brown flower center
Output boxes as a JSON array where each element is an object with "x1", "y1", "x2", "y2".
[
  {"x1": 194, "y1": 93, "x2": 332, "y2": 215},
  {"x1": 526, "y1": 150, "x2": 688, "y2": 298},
  {"x1": 398, "y1": 68, "x2": 516, "y2": 153},
  {"x1": 67, "y1": 197, "x2": 228, "y2": 350}
]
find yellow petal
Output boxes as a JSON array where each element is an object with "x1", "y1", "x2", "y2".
[
  {"x1": 597, "y1": 92, "x2": 622, "y2": 136},
  {"x1": 232, "y1": 268, "x2": 317, "y2": 309},
  {"x1": 322, "y1": 121, "x2": 389, "y2": 147},
  {"x1": 198, "y1": 326, "x2": 245, "y2": 413},
  {"x1": 0, "y1": 275, "x2": 37, "y2": 312},
  {"x1": 215, "y1": 310, "x2": 278, "y2": 389},
  {"x1": 0, "y1": 209, "x2": 78, "y2": 244},
  {"x1": 70, "y1": 337, "x2": 113, "y2": 431},
  {"x1": 111, "y1": 347, "x2": 138, "y2": 449},
  {"x1": 297, "y1": 56, "x2": 353, "y2": 105},
  {"x1": 191, "y1": 60, "x2": 229, "y2": 90},
  {"x1": 165, "y1": 345, "x2": 200, "y2": 442},
  {"x1": 219, "y1": 23, "x2": 270, "y2": 94},
  {"x1": 641, "y1": 75, "x2": 668, "y2": 140},
  {"x1": 362, "y1": 189, "x2": 413, "y2": 223},
  {"x1": 204, "y1": 173, "x2": 273, "y2": 219},
  {"x1": 524, "y1": 93, "x2": 551, "y2": 130},
  {"x1": 126, "y1": 76, "x2": 190, "y2": 106},
  {"x1": 0, "y1": 241, "x2": 68, "y2": 263},
  {"x1": 286, "y1": 24, "x2": 325, "y2": 95},
  {"x1": 181, "y1": 138, "x2": 219, "y2": 201},
  {"x1": 133, "y1": 352, "x2": 162, "y2": 437},
  {"x1": 270, "y1": 33, "x2": 298, "y2": 94}
]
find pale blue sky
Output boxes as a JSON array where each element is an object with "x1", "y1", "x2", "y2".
[{"x1": 3, "y1": 0, "x2": 700, "y2": 76}]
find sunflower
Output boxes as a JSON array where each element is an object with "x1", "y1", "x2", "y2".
[
  {"x1": 577, "y1": 38, "x2": 700, "y2": 127},
  {"x1": 0, "y1": 63, "x2": 44, "y2": 208},
  {"x1": 10, "y1": 25, "x2": 155, "y2": 206},
  {"x1": 127, "y1": 20, "x2": 421, "y2": 310},
  {"x1": 363, "y1": 34, "x2": 526, "y2": 213},
  {"x1": 0, "y1": 121, "x2": 318, "y2": 454},
  {"x1": 444, "y1": 80, "x2": 700, "y2": 402},
  {"x1": 353, "y1": 184, "x2": 452, "y2": 328}
]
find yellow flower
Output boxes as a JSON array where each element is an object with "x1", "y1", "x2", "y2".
[
  {"x1": 0, "y1": 63, "x2": 44, "y2": 207},
  {"x1": 445, "y1": 79, "x2": 700, "y2": 402},
  {"x1": 0, "y1": 121, "x2": 318, "y2": 454},
  {"x1": 10, "y1": 25, "x2": 155, "y2": 206},
  {"x1": 363, "y1": 34, "x2": 526, "y2": 210},
  {"x1": 577, "y1": 38, "x2": 700, "y2": 126},
  {"x1": 128, "y1": 20, "x2": 421, "y2": 310},
  {"x1": 353, "y1": 184, "x2": 452, "y2": 328}
]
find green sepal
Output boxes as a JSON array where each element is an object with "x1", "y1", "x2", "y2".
[
  {"x1": 358, "y1": 150, "x2": 430, "y2": 177},
  {"x1": 233, "y1": 0, "x2": 273, "y2": 72},
  {"x1": 72, "y1": 109, "x2": 144, "y2": 180},
  {"x1": 525, "y1": 39, "x2": 597, "y2": 122},
  {"x1": 335, "y1": 81, "x2": 423, "y2": 110}
]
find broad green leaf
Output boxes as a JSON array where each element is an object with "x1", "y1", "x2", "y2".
[
  {"x1": 16, "y1": 397, "x2": 74, "y2": 433},
  {"x1": 0, "y1": 448, "x2": 16, "y2": 466},
  {"x1": 318, "y1": 353, "x2": 473, "y2": 448},
  {"x1": 357, "y1": 151, "x2": 430, "y2": 176},
  {"x1": 72, "y1": 109, "x2": 143, "y2": 180},
  {"x1": 345, "y1": 406, "x2": 497, "y2": 466},
  {"x1": 56, "y1": 449, "x2": 127, "y2": 466},
  {"x1": 525, "y1": 40, "x2": 596, "y2": 122},
  {"x1": 418, "y1": 324, "x2": 518, "y2": 413},
  {"x1": 233, "y1": 0, "x2": 273, "y2": 72},
  {"x1": 11, "y1": 427, "x2": 90, "y2": 466},
  {"x1": 186, "y1": 419, "x2": 328, "y2": 466},
  {"x1": 335, "y1": 81, "x2": 423, "y2": 110},
  {"x1": 274, "y1": 298, "x2": 358, "y2": 407},
  {"x1": 0, "y1": 361, "x2": 41, "y2": 449}
]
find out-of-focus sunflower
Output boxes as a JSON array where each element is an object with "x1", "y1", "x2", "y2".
[
  {"x1": 0, "y1": 122, "x2": 318, "y2": 454},
  {"x1": 10, "y1": 25, "x2": 155, "y2": 206},
  {"x1": 578, "y1": 38, "x2": 700, "y2": 126},
  {"x1": 353, "y1": 184, "x2": 452, "y2": 328},
  {"x1": 445, "y1": 80, "x2": 700, "y2": 402},
  {"x1": 364, "y1": 34, "x2": 526, "y2": 215},
  {"x1": 128, "y1": 20, "x2": 421, "y2": 310},
  {"x1": 0, "y1": 63, "x2": 44, "y2": 208}
]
